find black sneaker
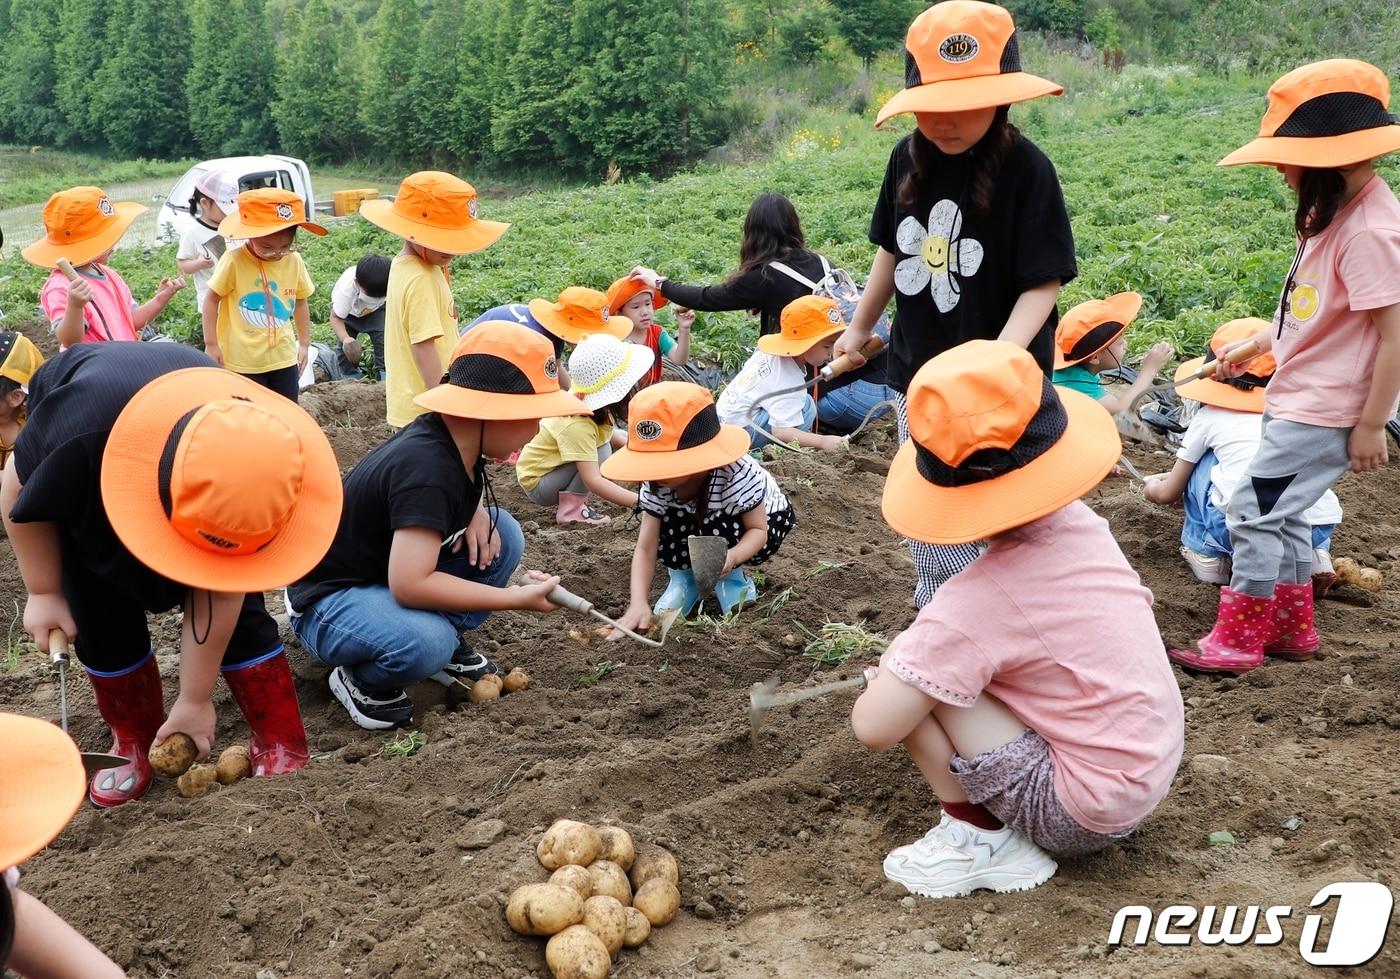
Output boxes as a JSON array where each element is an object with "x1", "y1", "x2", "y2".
[
  {"x1": 430, "y1": 641, "x2": 500, "y2": 687},
  {"x1": 329, "y1": 666, "x2": 414, "y2": 730}
]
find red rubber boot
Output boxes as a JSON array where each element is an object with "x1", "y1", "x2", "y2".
[
  {"x1": 222, "y1": 650, "x2": 309, "y2": 776},
  {"x1": 1265, "y1": 582, "x2": 1320, "y2": 660},
  {"x1": 86, "y1": 654, "x2": 166, "y2": 808},
  {"x1": 1168, "y1": 587, "x2": 1274, "y2": 675}
]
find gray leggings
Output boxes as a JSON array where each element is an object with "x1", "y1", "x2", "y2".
[
  {"x1": 523, "y1": 442, "x2": 614, "y2": 506},
  {"x1": 1226, "y1": 414, "x2": 1350, "y2": 597}
]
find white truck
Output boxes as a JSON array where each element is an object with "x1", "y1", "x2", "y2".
[{"x1": 155, "y1": 155, "x2": 315, "y2": 245}]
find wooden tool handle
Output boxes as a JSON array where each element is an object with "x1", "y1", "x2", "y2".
[
  {"x1": 547, "y1": 585, "x2": 594, "y2": 615},
  {"x1": 1195, "y1": 338, "x2": 1264, "y2": 381},
  {"x1": 822, "y1": 334, "x2": 886, "y2": 381},
  {"x1": 55, "y1": 257, "x2": 79, "y2": 281},
  {"x1": 48, "y1": 628, "x2": 70, "y2": 665}
]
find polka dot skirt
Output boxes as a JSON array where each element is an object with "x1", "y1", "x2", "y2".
[{"x1": 657, "y1": 505, "x2": 797, "y2": 571}]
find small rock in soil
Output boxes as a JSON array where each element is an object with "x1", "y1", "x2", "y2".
[
  {"x1": 1281, "y1": 815, "x2": 1304, "y2": 831},
  {"x1": 455, "y1": 818, "x2": 507, "y2": 850},
  {"x1": 846, "y1": 953, "x2": 876, "y2": 970},
  {"x1": 694, "y1": 900, "x2": 717, "y2": 919},
  {"x1": 696, "y1": 950, "x2": 722, "y2": 973},
  {"x1": 900, "y1": 896, "x2": 917, "y2": 909},
  {"x1": 1190, "y1": 753, "x2": 1231, "y2": 775}
]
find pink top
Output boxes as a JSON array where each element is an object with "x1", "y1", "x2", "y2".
[
  {"x1": 40, "y1": 265, "x2": 138, "y2": 349},
  {"x1": 885, "y1": 502, "x2": 1184, "y2": 834},
  {"x1": 1268, "y1": 175, "x2": 1400, "y2": 427}
]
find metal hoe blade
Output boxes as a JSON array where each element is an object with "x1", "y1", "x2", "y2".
[
  {"x1": 749, "y1": 673, "x2": 868, "y2": 746},
  {"x1": 687, "y1": 536, "x2": 729, "y2": 594}
]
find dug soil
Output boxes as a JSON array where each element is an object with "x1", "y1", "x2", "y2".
[{"x1": 4, "y1": 365, "x2": 1398, "y2": 978}]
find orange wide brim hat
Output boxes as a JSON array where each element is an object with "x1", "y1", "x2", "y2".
[
  {"x1": 218, "y1": 188, "x2": 327, "y2": 239},
  {"x1": 1174, "y1": 317, "x2": 1276, "y2": 412},
  {"x1": 758, "y1": 295, "x2": 847, "y2": 357},
  {"x1": 21, "y1": 186, "x2": 146, "y2": 268},
  {"x1": 361, "y1": 171, "x2": 509, "y2": 255},
  {"x1": 601, "y1": 381, "x2": 752, "y2": 482},
  {"x1": 101, "y1": 369, "x2": 344, "y2": 593},
  {"x1": 414, "y1": 320, "x2": 590, "y2": 420},
  {"x1": 0, "y1": 713, "x2": 88, "y2": 872},
  {"x1": 1053, "y1": 291, "x2": 1142, "y2": 369},
  {"x1": 529, "y1": 288, "x2": 632, "y2": 344},
  {"x1": 606, "y1": 276, "x2": 669, "y2": 314},
  {"x1": 1221, "y1": 59, "x2": 1400, "y2": 168}
]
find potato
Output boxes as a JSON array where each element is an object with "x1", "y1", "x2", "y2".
[
  {"x1": 505, "y1": 883, "x2": 584, "y2": 937},
  {"x1": 538, "y1": 819, "x2": 603, "y2": 870},
  {"x1": 502, "y1": 667, "x2": 531, "y2": 693},
  {"x1": 1336, "y1": 557, "x2": 1384, "y2": 592},
  {"x1": 469, "y1": 674, "x2": 503, "y2": 702},
  {"x1": 545, "y1": 925, "x2": 611, "y2": 979},
  {"x1": 215, "y1": 745, "x2": 252, "y2": 785},
  {"x1": 148, "y1": 733, "x2": 198, "y2": 777},
  {"x1": 632, "y1": 878, "x2": 680, "y2": 927},
  {"x1": 586, "y1": 860, "x2": 631, "y2": 905},
  {"x1": 549, "y1": 865, "x2": 593, "y2": 901},
  {"x1": 176, "y1": 763, "x2": 217, "y2": 798},
  {"x1": 581, "y1": 895, "x2": 627, "y2": 957},
  {"x1": 595, "y1": 825, "x2": 635, "y2": 870},
  {"x1": 622, "y1": 907, "x2": 651, "y2": 948},
  {"x1": 627, "y1": 844, "x2": 678, "y2": 891}
]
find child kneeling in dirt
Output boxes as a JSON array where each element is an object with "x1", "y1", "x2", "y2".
[
  {"x1": 516, "y1": 334, "x2": 654, "y2": 526},
  {"x1": 603, "y1": 382, "x2": 796, "y2": 628},
  {"x1": 851, "y1": 341, "x2": 1184, "y2": 899},
  {"x1": 0, "y1": 333, "x2": 44, "y2": 472},
  {"x1": 1051, "y1": 292, "x2": 1173, "y2": 414},
  {"x1": 1143, "y1": 320, "x2": 1341, "y2": 593},
  {"x1": 288, "y1": 323, "x2": 583, "y2": 730},
  {"x1": 1, "y1": 343, "x2": 343, "y2": 808}
]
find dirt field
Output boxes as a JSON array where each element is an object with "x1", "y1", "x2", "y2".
[{"x1": 4, "y1": 340, "x2": 1398, "y2": 978}]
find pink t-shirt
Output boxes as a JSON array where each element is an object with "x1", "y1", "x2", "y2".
[
  {"x1": 40, "y1": 265, "x2": 138, "y2": 349},
  {"x1": 885, "y1": 501, "x2": 1184, "y2": 834},
  {"x1": 1268, "y1": 176, "x2": 1400, "y2": 427}
]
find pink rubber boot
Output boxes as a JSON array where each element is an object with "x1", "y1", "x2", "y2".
[
  {"x1": 556, "y1": 491, "x2": 610, "y2": 526},
  {"x1": 1265, "y1": 582, "x2": 1319, "y2": 660},
  {"x1": 1168, "y1": 587, "x2": 1274, "y2": 675}
]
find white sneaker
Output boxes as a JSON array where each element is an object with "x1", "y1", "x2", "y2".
[
  {"x1": 1181, "y1": 546, "x2": 1230, "y2": 585},
  {"x1": 883, "y1": 817, "x2": 1057, "y2": 899},
  {"x1": 884, "y1": 812, "x2": 955, "y2": 869}
]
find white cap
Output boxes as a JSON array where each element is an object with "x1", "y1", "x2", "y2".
[
  {"x1": 194, "y1": 170, "x2": 240, "y2": 216},
  {"x1": 567, "y1": 334, "x2": 656, "y2": 411}
]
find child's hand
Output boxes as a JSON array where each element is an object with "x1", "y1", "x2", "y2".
[
  {"x1": 156, "y1": 276, "x2": 185, "y2": 300},
  {"x1": 514, "y1": 571, "x2": 562, "y2": 612},
  {"x1": 675, "y1": 307, "x2": 695, "y2": 331},
  {"x1": 631, "y1": 266, "x2": 663, "y2": 290},
  {"x1": 297, "y1": 342, "x2": 310, "y2": 374},
  {"x1": 816, "y1": 434, "x2": 846, "y2": 452},
  {"x1": 1214, "y1": 335, "x2": 1269, "y2": 379},
  {"x1": 1142, "y1": 474, "x2": 1175, "y2": 505},
  {"x1": 1348, "y1": 422, "x2": 1389, "y2": 472},
  {"x1": 609, "y1": 603, "x2": 652, "y2": 641},
  {"x1": 156, "y1": 696, "x2": 216, "y2": 760},
  {"x1": 65, "y1": 277, "x2": 95, "y2": 310},
  {"x1": 204, "y1": 343, "x2": 223, "y2": 367},
  {"x1": 1141, "y1": 341, "x2": 1173, "y2": 374},
  {"x1": 24, "y1": 592, "x2": 77, "y2": 648}
]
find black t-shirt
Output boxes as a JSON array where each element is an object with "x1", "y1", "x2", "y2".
[
  {"x1": 289, "y1": 413, "x2": 484, "y2": 611},
  {"x1": 870, "y1": 131, "x2": 1077, "y2": 392}
]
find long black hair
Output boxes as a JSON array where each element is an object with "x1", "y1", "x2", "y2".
[
  {"x1": 898, "y1": 106, "x2": 1019, "y2": 218},
  {"x1": 728, "y1": 192, "x2": 806, "y2": 284},
  {"x1": 1295, "y1": 167, "x2": 1348, "y2": 238},
  {"x1": 590, "y1": 384, "x2": 638, "y2": 428}
]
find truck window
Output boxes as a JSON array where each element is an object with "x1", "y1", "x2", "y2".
[{"x1": 238, "y1": 170, "x2": 295, "y2": 192}]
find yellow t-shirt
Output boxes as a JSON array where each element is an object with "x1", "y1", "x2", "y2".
[
  {"x1": 516, "y1": 414, "x2": 611, "y2": 491},
  {"x1": 385, "y1": 252, "x2": 456, "y2": 429},
  {"x1": 207, "y1": 246, "x2": 314, "y2": 374}
]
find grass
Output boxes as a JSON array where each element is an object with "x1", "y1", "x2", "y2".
[
  {"x1": 380, "y1": 730, "x2": 426, "y2": 758},
  {"x1": 3, "y1": 601, "x2": 25, "y2": 672},
  {"x1": 0, "y1": 147, "x2": 193, "y2": 210},
  {"x1": 799, "y1": 620, "x2": 888, "y2": 669},
  {"x1": 577, "y1": 660, "x2": 618, "y2": 686}
]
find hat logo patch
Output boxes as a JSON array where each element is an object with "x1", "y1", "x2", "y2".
[
  {"x1": 543, "y1": 355, "x2": 559, "y2": 379},
  {"x1": 275, "y1": 203, "x2": 294, "y2": 220},
  {"x1": 635, "y1": 419, "x2": 663, "y2": 441},
  {"x1": 600, "y1": 306, "x2": 610, "y2": 321},
  {"x1": 468, "y1": 198, "x2": 479, "y2": 220},
  {"x1": 98, "y1": 196, "x2": 114, "y2": 216},
  {"x1": 939, "y1": 33, "x2": 979, "y2": 63},
  {"x1": 197, "y1": 529, "x2": 241, "y2": 550},
  {"x1": 826, "y1": 307, "x2": 841, "y2": 324}
]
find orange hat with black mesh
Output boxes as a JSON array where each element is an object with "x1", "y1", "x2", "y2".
[
  {"x1": 1174, "y1": 318, "x2": 1276, "y2": 413},
  {"x1": 414, "y1": 320, "x2": 589, "y2": 421},
  {"x1": 0, "y1": 332, "x2": 44, "y2": 392},
  {"x1": 1053, "y1": 292, "x2": 1143, "y2": 369},
  {"x1": 1221, "y1": 60, "x2": 1400, "y2": 168},
  {"x1": 0, "y1": 712, "x2": 85, "y2": 873},
  {"x1": 100, "y1": 369, "x2": 343, "y2": 593},
  {"x1": 606, "y1": 275, "x2": 669, "y2": 315},
  {"x1": 21, "y1": 186, "x2": 146, "y2": 269},
  {"x1": 218, "y1": 188, "x2": 327, "y2": 239},
  {"x1": 360, "y1": 171, "x2": 509, "y2": 255},
  {"x1": 759, "y1": 296, "x2": 848, "y2": 357},
  {"x1": 529, "y1": 287, "x2": 631, "y2": 344},
  {"x1": 883, "y1": 340, "x2": 1119, "y2": 544},
  {"x1": 600, "y1": 382, "x2": 752, "y2": 482},
  {"x1": 876, "y1": 1, "x2": 1062, "y2": 125}
]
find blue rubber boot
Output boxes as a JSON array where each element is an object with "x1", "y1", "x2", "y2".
[
  {"x1": 715, "y1": 567, "x2": 757, "y2": 615},
  {"x1": 653, "y1": 568, "x2": 701, "y2": 616}
]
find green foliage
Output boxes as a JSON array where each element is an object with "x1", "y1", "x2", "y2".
[
  {"x1": 359, "y1": 0, "x2": 421, "y2": 154},
  {"x1": 405, "y1": 1, "x2": 462, "y2": 165},
  {"x1": 1006, "y1": 0, "x2": 1086, "y2": 37},
  {"x1": 53, "y1": 0, "x2": 111, "y2": 147},
  {"x1": 93, "y1": 0, "x2": 192, "y2": 158},
  {"x1": 273, "y1": 0, "x2": 363, "y2": 162},
  {"x1": 779, "y1": 1, "x2": 839, "y2": 67},
  {"x1": 491, "y1": 0, "x2": 583, "y2": 167},
  {"x1": 1083, "y1": 6, "x2": 1121, "y2": 50},
  {"x1": 186, "y1": 0, "x2": 278, "y2": 156},
  {"x1": 0, "y1": 0, "x2": 67, "y2": 146},
  {"x1": 835, "y1": 0, "x2": 922, "y2": 68}
]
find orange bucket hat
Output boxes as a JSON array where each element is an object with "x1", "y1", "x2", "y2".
[
  {"x1": 758, "y1": 295, "x2": 848, "y2": 357},
  {"x1": 529, "y1": 287, "x2": 631, "y2": 343},
  {"x1": 1174, "y1": 318, "x2": 1276, "y2": 413},
  {"x1": 218, "y1": 188, "x2": 327, "y2": 239},
  {"x1": 876, "y1": 0, "x2": 1062, "y2": 125},
  {"x1": 601, "y1": 382, "x2": 752, "y2": 482},
  {"x1": 883, "y1": 340, "x2": 1120, "y2": 544},
  {"x1": 0, "y1": 332, "x2": 44, "y2": 391},
  {"x1": 20, "y1": 186, "x2": 146, "y2": 268},
  {"x1": 0, "y1": 712, "x2": 85, "y2": 872},
  {"x1": 606, "y1": 275, "x2": 670, "y2": 314},
  {"x1": 1221, "y1": 60, "x2": 1400, "y2": 168},
  {"x1": 360, "y1": 171, "x2": 509, "y2": 255},
  {"x1": 1053, "y1": 292, "x2": 1143, "y2": 369},
  {"x1": 414, "y1": 320, "x2": 589, "y2": 420},
  {"x1": 100, "y1": 369, "x2": 343, "y2": 593}
]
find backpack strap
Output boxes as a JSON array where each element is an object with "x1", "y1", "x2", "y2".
[{"x1": 768, "y1": 260, "x2": 821, "y2": 292}]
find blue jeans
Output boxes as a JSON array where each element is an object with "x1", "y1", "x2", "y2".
[
  {"x1": 1183, "y1": 451, "x2": 1334, "y2": 558},
  {"x1": 291, "y1": 508, "x2": 523, "y2": 689},
  {"x1": 818, "y1": 379, "x2": 897, "y2": 433},
  {"x1": 745, "y1": 395, "x2": 817, "y2": 450}
]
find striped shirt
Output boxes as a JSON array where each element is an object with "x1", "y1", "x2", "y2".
[{"x1": 640, "y1": 454, "x2": 788, "y2": 518}]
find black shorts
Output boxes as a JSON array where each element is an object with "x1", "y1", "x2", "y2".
[
  {"x1": 239, "y1": 364, "x2": 300, "y2": 402},
  {"x1": 656, "y1": 505, "x2": 796, "y2": 571}
]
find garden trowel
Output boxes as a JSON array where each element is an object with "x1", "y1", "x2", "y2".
[
  {"x1": 687, "y1": 536, "x2": 729, "y2": 594},
  {"x1": 48, "y1": 630, "x2": 129, "y2": 775},
  {"x1": 748, "y1": 672, "x2": 869, "y2": 746}
]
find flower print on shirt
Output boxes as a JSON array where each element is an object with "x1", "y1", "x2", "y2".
[{"x1": 894, "y1": 199, "x2": 984, "y2": 313}]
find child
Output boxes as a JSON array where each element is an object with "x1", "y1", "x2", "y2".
[
  {"x1": 1172, "y1": 60, "x2": 1400, "y2": 674},
  {"x1": 2, "y1": 712, "x2": 125, "y2": 976},
  {"x1": 517, "y1": 333, "x2": 654, "y2": 525},
  {"x1": 204, "y1": 188, "x2": 323, "y2": 401},
  {"x1": 463, "y1": 303, "x2": 571, "y2": 388},
  {"x1": 1051, "y1": 292, "x2": 1173, "y2": 413},
  {"x1": 833, "y1": 0, "x2": 1077, "y2": 608},
  {"x1": 602, "y1": 382, "x2": 797, "y2": 627},
  {"x1": 2, "y1": 342, "x2": 343, "y2": 807},
  {"x1": 0, "y1": 333, "x2": 43, "y2": 472},
  {"x1": 605, "y1": 275, "x2": 692, "y2": 385},
  {"x1": 360, "y1": 171, "x2": 510, "y2": 430},
  {"x1": 718, "y1": 295, "x2": 849, "y2": 451},
  {"x1": 176, "y1": 170, "x2": 240, "y2": 312},
  {"x1": 851, "y1": 340, "x2": 1183, "y2": 898},
  {"x1": 288, "y1": 323, "x2": 582, "y2": 730},
  {"x1": 1144, "y1": 319, "x2": 1342, "y2": 591},
  {"x1": 23, "y1": 186, "x2": 185, "y2": 349},
  {"x1": 330, "y1": 253, "x2": 392, "y2": 380}
]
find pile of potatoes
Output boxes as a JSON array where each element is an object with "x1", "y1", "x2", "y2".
[
  {"x1": 148, "y1": 733, "x2": 253, "y2": 797},
  {"x1": 506, "y1": 819, "x2": 681, "y2": 979},
  {"x1": 469, "y1": 667, "x2": 531, "y2": 703}
]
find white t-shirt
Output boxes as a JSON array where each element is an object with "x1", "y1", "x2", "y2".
[
  {"x1": 639, "y1": 454, "x2": 789, "y2": 518},
  {"x1": 176, "y1": 221, "x2": 228, "y2": 310},
  {"x1": 716, "y1": 350, "x2": 808, "y2": 430},
  {"x1": 1176, "y1": 404, "x2": 1343, "y2": 525},
  {"x1": 331, "y1": 266, "x2": 387, "y2": 320}
]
